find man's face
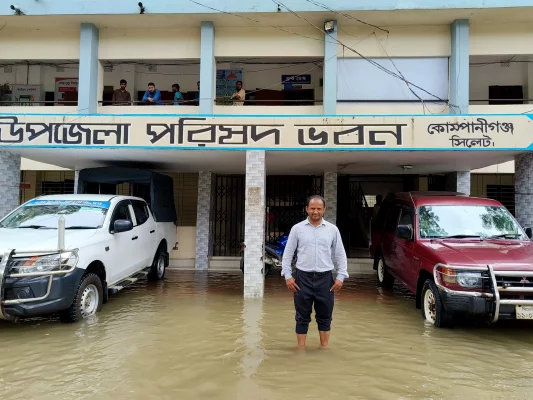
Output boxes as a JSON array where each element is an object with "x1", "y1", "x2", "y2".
[
  {"x1": 306, "y1": 198, "x2": 325, "y2": 222},
  {"x1": 120, "y1": 82, "x2": 127, "y2": 90},
  {"x1": 236, "y1": 82, "x2": 242, "y2": 91},
  {"x1": 172, "y1": 86, "x2": 177, "y2": 93},
  {"x1": 148, "y1": 85, "x2": 155, "y2": 93}
]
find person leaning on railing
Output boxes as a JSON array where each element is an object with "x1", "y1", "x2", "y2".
[{"x1": 111, "y1": 79, "x2": 132, "y2": 106}]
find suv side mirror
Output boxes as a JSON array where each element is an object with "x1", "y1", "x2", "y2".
[
  {"x1": 397, "y1": 225, "x2": 413, "y2": 240},
  {"x1": 526, "y1": 227, "x2": 532, "y2": 239},
  {"x1": 114, "y1": 220, "x2": 133, "y2": 233}
]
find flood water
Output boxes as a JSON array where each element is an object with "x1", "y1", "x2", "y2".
[{"x1": 2, "y1": 270, "x2": 533, "y2": 400}]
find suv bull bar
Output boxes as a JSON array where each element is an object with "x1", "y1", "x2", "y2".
[
  {"x1": 433, "y1": 263, "x2": 533, "y2": 323},
  {"x1": 0, "y1": 216, "x2": 74, "y2": 321}
]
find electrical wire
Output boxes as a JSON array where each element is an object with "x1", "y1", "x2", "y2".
[
  {"x1": 274, "y1": 0, "x2": 456, "y2": 112},
  {"x1": 302, "y1": 0, "x2": 389, "y2": 34}
]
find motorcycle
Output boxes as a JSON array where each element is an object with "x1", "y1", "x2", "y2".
[{"x1": 240, "y1": 235, "x2": 296, "y2": 276}]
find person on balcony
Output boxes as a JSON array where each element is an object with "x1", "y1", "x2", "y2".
[
  {"x1": 172, "y1": 84, "x2": 184, "y2": 105},
  {"x1": 111, "y1": 79, "x2": 131, "y2": 105},
  {"x1": 231, "y1": 81, "x2": 246, "y2": 106},
  {"x1": 142, "y1": 82, "x2": 162, "y2": 105}
]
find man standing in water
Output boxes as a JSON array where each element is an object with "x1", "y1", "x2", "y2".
[{"x1": 282, "y1": 195, "x2": 348, "y2": 348}]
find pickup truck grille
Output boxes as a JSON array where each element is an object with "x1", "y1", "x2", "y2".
[{"x1": 495, "y1": 275, "x2": 533, "y2": 288}]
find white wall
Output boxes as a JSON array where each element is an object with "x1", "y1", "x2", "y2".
[{"x1": 0, "y1": 28, "x2": 79, "y2": 60}]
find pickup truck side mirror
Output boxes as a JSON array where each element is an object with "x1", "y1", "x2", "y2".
[
  {"x1": 114, "y1": 220, "x2": 133, "y2": 233},
  {"x1": 397, "y1": 225, "x2": 413, "y2": 240},
  {"x1": 525, "y1": 227, "x2": 532, "y2": 239}
]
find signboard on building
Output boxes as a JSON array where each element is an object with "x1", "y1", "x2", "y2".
[
  {"x1": 54, "y1": 78, "x2": 78, "y2": 105},
  {"x1": 0, "y1": 115, "x2": 530, "y2": 151},
  {"x1": 216, "y1": 70, "x2": 242, "y2": 100},
  {"x1": 11, "y1": 85, "x2": 42, "y2": 106},
  {"x1": 282, "y1": 74, "x2": 311, "y2": 85}
]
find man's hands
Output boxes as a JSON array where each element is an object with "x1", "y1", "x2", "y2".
[
  {"x1": 330, "y1": 279, "x2": 343, "y2": 292},
  {"x1": 286, "y1": 277, "x2": 300, "y2": 293}
]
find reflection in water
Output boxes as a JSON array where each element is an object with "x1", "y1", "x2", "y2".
[{"x1": 1, "y1": 270, "x2": 533, "y2": 399}]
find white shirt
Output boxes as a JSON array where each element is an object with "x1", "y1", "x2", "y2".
[{"x1": 281, "y1": 218, "x2": 349, "y2": 282}]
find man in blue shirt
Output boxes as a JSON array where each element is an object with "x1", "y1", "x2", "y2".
[
  {"x1": 194, "y1": 81, "x2": 200, "y2": 106},
  {"x1": 172, "y1": 84, "x2": 184, "y2": 105},
  {"x1": 142, "y1": 82, "x2": 162, "y2": 105},
  {"x1": 282, "y1": 195, "x2": 348, "y2": 348}
]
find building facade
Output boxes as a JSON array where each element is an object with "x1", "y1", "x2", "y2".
[{"x1": 1, "y1": 1, "x2": 533, "y2": 297}]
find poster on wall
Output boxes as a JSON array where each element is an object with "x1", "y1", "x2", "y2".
[
  {"x1": 12, "y1": 84, "x2": 42, "y2": 106},
  {"x1": 216, "y1": 69, "x2": 242, "y2": 100},
  {"x1": 54, "y1": 78, "x2": 78, "y2": 105}
]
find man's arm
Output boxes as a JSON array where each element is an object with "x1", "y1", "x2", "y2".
[
  {"x1": 281, "y1": 226, "x2": 298, "y2": 280},
  {"x1": 142, "y1": 91, "x2": 149, "y2": 102},
  {"x1": 333, "y1": 227, "x2": 348, "y2": 282},
  {"x1": 153, "y1": 90, "x2": 162, "y2": 102},
  {"x1": 126, "y1": 91, "x2": 131, "y2": 103}
]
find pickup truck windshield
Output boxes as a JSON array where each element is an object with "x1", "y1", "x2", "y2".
[
  {"x1": 419, "y1": 205, "x2": 525, "y2": 240},
  {"x1": 0, "y1": 199, "x2": 110, "y2": 229}
]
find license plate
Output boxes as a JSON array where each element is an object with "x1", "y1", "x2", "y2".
[{"x1": 516, "y1": 305, "x2": 533, "y2": 319}]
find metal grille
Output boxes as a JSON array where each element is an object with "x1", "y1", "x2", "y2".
[
  {"x1": 212, "y1": 175, "x2": 245, "y2": 257},
  {"x1": 41, "y1": 180, "x2": 74, "y2": 195},
  {"x1": 486, "y1": 184, "x2": 515, "y2": 216},
  {"x1": 265, "y1": 175, "x2": 322, "y2": 243}
]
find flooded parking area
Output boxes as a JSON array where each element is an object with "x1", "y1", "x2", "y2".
[{"x1": 2, "y1": 270, "x2": 533, "y2": 400}]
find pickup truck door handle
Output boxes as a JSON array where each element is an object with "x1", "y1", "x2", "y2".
[
  {"x1": 132, "y1": 236, "x2": 138, "y2": 240},
  {"x1": 150, "y1": 230, "x2": 155, "y2": 234}
]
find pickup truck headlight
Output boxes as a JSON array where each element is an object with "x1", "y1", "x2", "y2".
[
  {"x1": 8, "y1": 251, "x2": 78, "y2": 275},
  {"x1": 456, "y1": 272, "x2": 483, "y2": 288},
  {"x1": 439, "y1": 267, "x2": 484, "y2": 289}
]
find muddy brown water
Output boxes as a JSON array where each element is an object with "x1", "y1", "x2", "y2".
[{"x1": 1, "y1": 270, "x2": 533, "y2": 400}]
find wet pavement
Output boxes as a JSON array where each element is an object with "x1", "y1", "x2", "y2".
[{"x1": 1, "y1": 270, "x2": 533, "y2": 400}]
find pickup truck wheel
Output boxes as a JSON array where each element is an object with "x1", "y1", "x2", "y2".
[
  {"x1": 375, "y1": 254, "x2": 394, "y2": 289},
  {"x1": 60, "y1": 273, "x2": 103, "y2": 323},
  {"x1": 422, "y1": 279, "x2": 451, "y2": 328},
  {"x1": 148, "y1": 250, "x2": 167, "y2": 281}
]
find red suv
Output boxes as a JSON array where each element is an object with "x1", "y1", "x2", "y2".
[{"x1": 370, "y1": 192, "x2": 533, "y2": 327}]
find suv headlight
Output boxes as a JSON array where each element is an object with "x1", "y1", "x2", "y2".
[
  {"x1": 456, "y1": 271, "x2": 483, "y2": 288},
  {"x1": 8, "y1": 251, "x2": 78, "y2": 275}
]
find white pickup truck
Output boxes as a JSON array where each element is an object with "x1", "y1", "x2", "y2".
[{"x1": 0, "y1": 194, "x2": 177, "y2": 323}]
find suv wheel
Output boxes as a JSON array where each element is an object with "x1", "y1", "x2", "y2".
[
  {"x1": 422, "y1": 279, "x2": 452, "y2": 328},
  {"x1": 375, "y1": 254, "x2": 394, "y2": 289}
]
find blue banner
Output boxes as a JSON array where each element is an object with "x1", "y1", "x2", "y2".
[{"x1": 26, "y1": 200, "x2": 111, "y2": 209}]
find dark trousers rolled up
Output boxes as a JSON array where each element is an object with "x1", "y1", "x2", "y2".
[{"x1": 293, "y1": 269, "x2": 335, "y2": 334}]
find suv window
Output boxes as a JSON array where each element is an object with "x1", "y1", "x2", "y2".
[
  {"x1": 110, "y1": 201, "x2": 132, "y2": 232},
  {"x1": 385, "y1": 204, "x2": 402, "y2": 232},
  {"x1": 396, "y1": 207, "x2": 414, "y2": 238},
  {"x1": 131, "y1": 200, "x2": 150, "y2": 226}
]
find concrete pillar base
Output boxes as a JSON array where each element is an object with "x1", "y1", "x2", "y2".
[
  {"x1": 323, "y1": 172, "x2": 338, "y2": 225},
  {"x1": 244, "y1": 150, "x2": 266, "y2": 298},
  {"x1": 0, "y1": 151, "x2": 21, "y2": 218},
  {"x1": 195, "y1": 171, "x2": 214, "y2": 270},
  {"x1": 445, "y1": 171, "x2": 471, "y2": 196},
  {"x1": 515, "y1": 153, "x2": 533, "y2": 228}
]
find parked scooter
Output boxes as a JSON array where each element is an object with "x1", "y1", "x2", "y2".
[{"x1": 240, "y1": 235, "x2": 296, "y2": 276}]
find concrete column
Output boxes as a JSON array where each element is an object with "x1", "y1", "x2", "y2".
[
  {"x1": 323, "y1": 20, "x2": 338, "y2": 115},
  {"x1": 450, "y1": 20, "x2": 469, "y2": 114},
  {"x1": 200, "y1": 21, "x2": 215, "y2": 115},
  {"x1": 78, "y1": 23, "x2": 101, "y2": 114},
  {"x1": 195, "y1": 171, "x2": 214, "y2": 269},
  {"x1": 515, "y1": 153, "x2": 533, "y2": 227},
  {"x1": 323, "y1": 172, "x2": 337, "y2": 225},
  {"x1": 0, "y1": 151, "x2": 21, "y2": 218},
  {"x1": 244, "y1": 150, "x2": 266, "y2": 298},
  {"x1": 445, "y1": 171, "x2": 471, "y2": 196},
  {"x1": 73, "y1": 170, "x2": 80, "y2": 194}
]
